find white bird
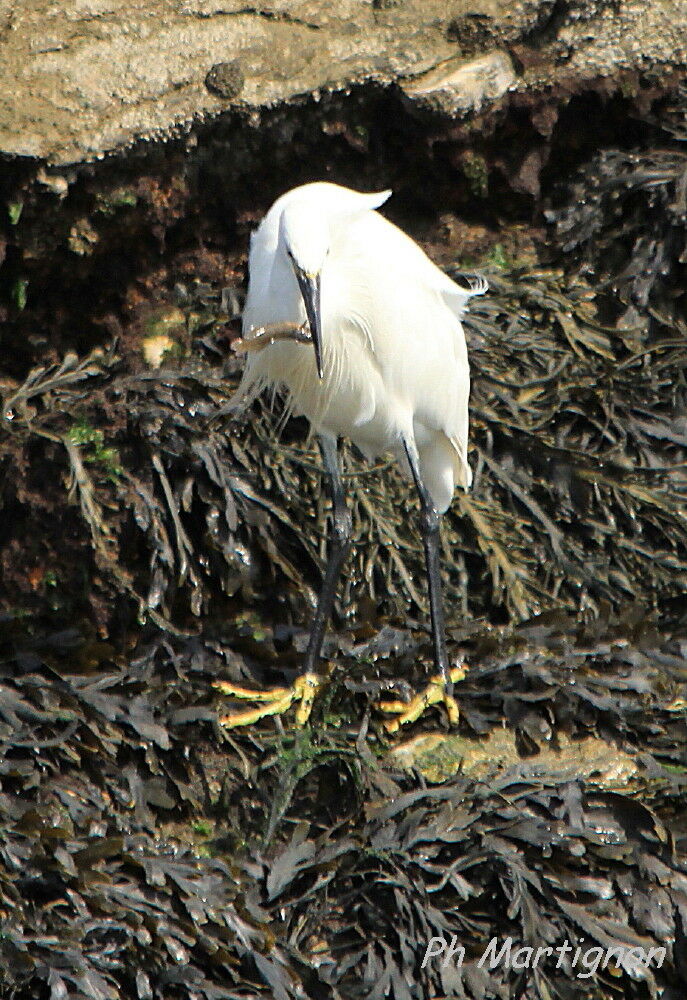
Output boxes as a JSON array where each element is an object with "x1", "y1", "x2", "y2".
[{"x1": 216, "y1": 181, "x2": 487, "y2": 732}]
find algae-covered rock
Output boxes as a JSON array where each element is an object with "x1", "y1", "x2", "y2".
[{"x1": 388, "y1": 729, "x2": 640, "y2": 786}]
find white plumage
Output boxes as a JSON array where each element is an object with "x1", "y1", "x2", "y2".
[
  {"x1": 217, "y1": 181, "x2": 486, "y2": 731},
  {"x1": 239, "y1": 181, "x2": 486, "y2": 513}
]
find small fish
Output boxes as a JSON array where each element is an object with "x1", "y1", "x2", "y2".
[{"x1": 232, "y1": 321, "x2": 312, "y2": 354}]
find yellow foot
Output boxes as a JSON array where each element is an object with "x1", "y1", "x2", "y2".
[
  {"x1": 378, "y1": 663, "x2": 468, "y2": 735},
  {"x1": 213, "y1": 672, "x2": 323, "y2": 728}
]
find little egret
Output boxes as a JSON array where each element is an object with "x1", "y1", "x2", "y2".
[{"x1": 216, "y1": 181, "x2": 487, "y2": 732}]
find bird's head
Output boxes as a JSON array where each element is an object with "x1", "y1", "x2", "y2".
[
  {"x1": 280, "y1": 205, "x2": 329, "y2": 379},
  {"x1": 277, "y1": 184, "x2": 392, "y2": 380}
]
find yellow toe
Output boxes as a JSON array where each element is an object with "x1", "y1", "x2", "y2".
[
  {"x1": 214, "y1": 673, "x2": 325, "y2": 729},
  {"x1": 379, "y1": 662, "x2": 468, "y2": 734},
  {"x1": 213, "y1": 679, "x2": 290, "y2": 702}
]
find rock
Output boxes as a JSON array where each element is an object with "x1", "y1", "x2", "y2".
[
  {"x1": 402, "y1": 50, "x2": 518, "y2": 116},
  {"x1": 205, "y1": 61, "x2": 245, "y2": 100},
  {"x1": 141, "y1": 334, "x2": 183, "y2": 368},
  {"x1": 0, "y1": 1, "x2": 684, "y2": 165},
  {"x1": 387, "y1": 729, "x2": 640, "y2": 787}
]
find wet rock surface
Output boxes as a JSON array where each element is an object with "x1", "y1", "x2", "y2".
[{"x1": 0, "y1": 0, "x2": 685, "y2": 164}]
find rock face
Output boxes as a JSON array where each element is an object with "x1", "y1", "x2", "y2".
[{"x1": 0, "y1": 0, "x2": 685, "y2": 165}]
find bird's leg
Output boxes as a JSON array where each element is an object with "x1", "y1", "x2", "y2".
[
  {"x1": 379, "y1": 437, "x2": 467, "y2": 733},
  {"x1": 302, "y1": 434, "x2": 352, "y2": 677},
  {"x1": 216, "y1": 435, "x2": 350, "y2": 728}
]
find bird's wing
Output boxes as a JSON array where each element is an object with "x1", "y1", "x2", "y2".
[
  {"x1": 335, "y1": 213, "x2": 476, "y2": 488},
  {"x1": 387, "y1": 225, "x2": 488, "y2": 319},
  {"x1": 345, "y1": 210, "x2": 488, "y2": 313}
]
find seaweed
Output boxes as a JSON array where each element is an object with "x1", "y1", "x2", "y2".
[
  {"x1": 2, "y1": 97, "x2": 687, "y2": 1000},
  {"x1": 0, "y1": 608, "x2": 685, "y2": 998},
  {"x1": 3, "y1": 258, "x2": 686, "y2": 632}
]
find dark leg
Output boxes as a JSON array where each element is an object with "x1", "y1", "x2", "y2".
[
  {"x1": 302, "y1": 434, "x2": 352, "y2": 674},
  {"x1": 402, "y1": 437, "x2": 451, "y2": 695},
  {"x1": 378, "y1": 435, "x2": 464, "y2": 732},
  {"x1": 216, "y1": 434, "x2": 350, "y2": 728}
]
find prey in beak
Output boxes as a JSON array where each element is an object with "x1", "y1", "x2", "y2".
[{"x1": 293, "y1": 265, "x2": 324, "y2": 379}]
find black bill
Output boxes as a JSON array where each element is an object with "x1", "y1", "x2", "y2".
[{"x1": 294, "y1": 267, "x2": 324, "y2": 379}]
